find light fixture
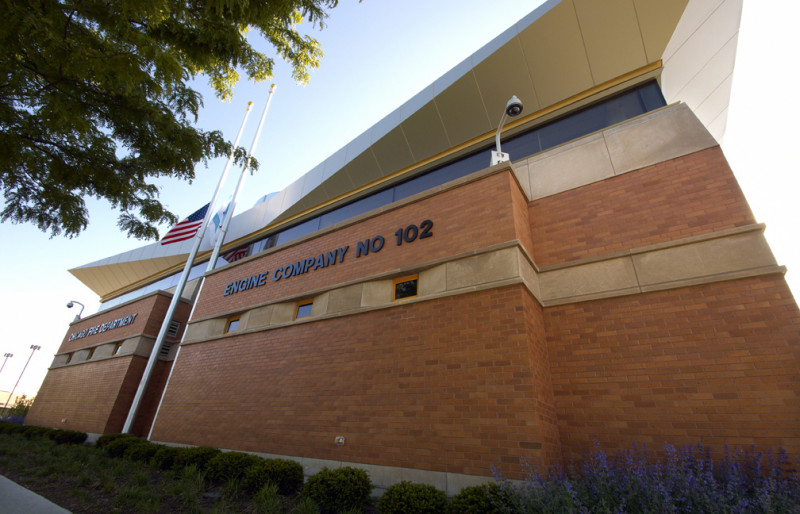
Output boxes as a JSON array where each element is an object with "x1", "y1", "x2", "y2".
[
  {"x1": 490, "y1": 95, "x2": 524, "y2": 165},
  {"x1": 67, "y1": 301, "x2": 85, "y2": 322},
  {"x1": 0, "y1": 353, "x2": 12, "y2": 375},
  {"x1": 1, "y1": 345, "x2": 40, "y2": 419}
]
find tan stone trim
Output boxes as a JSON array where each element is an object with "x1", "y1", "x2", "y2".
[
  {"x1": 183, "y1": 246, "x2": 533, "y2": 345},
  {"x1": 539, "y1": 223, "x2": 767, "y2": 272},
  {"x1": 515, "y1": 102, "x2": 719, "y2": 202},
  {"x1": 50, "y1": 334, "x2": 177, "y2": 369},
  {"x1": 539, "y1": 225, "x2": 782, "y2": 306},
  {"x1": 183, "y1": 224, "x2": 785, "y2": 343}
]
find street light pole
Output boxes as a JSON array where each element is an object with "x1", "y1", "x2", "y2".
[
  {"x1": 0, "y1": 353, "x2": 12, "y2": 376},
  {"x1": 2, "y1": 345, "x2": 40, "y2": 419}
]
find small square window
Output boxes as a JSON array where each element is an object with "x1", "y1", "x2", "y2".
[
  {"x1": 393, "y1": 275, "x2": 419, "y2": 300},
  {"x1": 226, "y1": 317, "x2": 240, "y2": 333},
  {"x1": 112, "y1": 343, "x2": 123, "y2": 356},
  {"x1": 295, "y1": 301, "x2": 313, "y2": 320}
]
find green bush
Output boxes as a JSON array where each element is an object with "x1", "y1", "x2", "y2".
[
  {"x1": 205, "y1": 451, "x2": 263, "y2": 483},
  {"x1": 124, "y1": 440, "x2": 162, "y2": 462},
  {"x1": 377, "y1": 481, "x2": 449, "y2": 514},
  {"x1": 172, "y1": 446, "x2": 221, "y2": 473},
  {"x1": 304, "y1": 467, "x2": 372, "y2": 514},
  {"x1": 104, "y1": 435, "x2": 145, "y2": 458},
  {"x1": 21, "y1": 425, "x2": 51, "y2": 439},
  {"x1": 151, "y1": 446, "x2": 182, "y2": 470},
  {"x1": 449, "y1": 483, "x2": 508, "y2": 513},
  {"x1": 0, "y1": 421, "x2": 27, "y2": 435},
  {"x1": 242, "y1": 458, "x2": 305, "y2": 495},
  {"x1": 50, "y1": 429, "x2": 88, "y2": 445},
  {"x1": 95, "y1": 433, "x2": 137, "y2": 449}
]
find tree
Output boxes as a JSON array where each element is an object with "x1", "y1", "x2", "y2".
[
  {"x1": 7, "y1": 394, "x2": 34, "y2": 419},
  {"x1": 0, "y1": 0, "x2": 340, "y2": 239}
]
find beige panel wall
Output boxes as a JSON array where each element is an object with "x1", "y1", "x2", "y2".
[
  {"x1": 573, "y1": 0, "x2": 648, "y2": 84},
  {"x1": 514, "y1": 103, "x2": 719, "y2": 201}
]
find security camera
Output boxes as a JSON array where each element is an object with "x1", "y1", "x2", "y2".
[
  {"x1": 492, "y1": 95, "x2": 524, "y2": 165},
  {"x1": 66, "y1": 301, "x2": 74, "y2": 308},
  {"x1": 505, "y1": 95, "x2": 523, "y2": 117}
]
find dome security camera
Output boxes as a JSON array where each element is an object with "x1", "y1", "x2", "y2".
[
  {"x1": 492, "y1": 95, "x2": 524, "y2": 165},
  {"x1": 505, "y1": 95, "x2": 523, "y2": 117}
]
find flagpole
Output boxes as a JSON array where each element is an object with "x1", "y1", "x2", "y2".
[
  {"x1": 147, "y1": 87, "x2": 276, "y2": 439},
  {"x1": 122, "y1": 101, "x2": 254, "y2": 434},
  {"x1": 210, "y1": 83, "x2": 276, "y2": 266}
]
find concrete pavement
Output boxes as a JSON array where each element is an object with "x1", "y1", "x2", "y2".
[{"x1": 0, "y1": 474, "x2": 70, "y2": 513}]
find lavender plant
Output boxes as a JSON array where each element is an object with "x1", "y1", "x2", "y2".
[{"x1": 495, "y1": 443, "x2": 800, "y2": 513}]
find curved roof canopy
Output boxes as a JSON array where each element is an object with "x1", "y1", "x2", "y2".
[{"x1": 71, "y1": 0, "x2": 743, "y2": 301}]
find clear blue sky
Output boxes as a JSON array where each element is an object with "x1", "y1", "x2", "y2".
[{"x1": 1, "y1": 0, "x2": 797, "y2": 397}]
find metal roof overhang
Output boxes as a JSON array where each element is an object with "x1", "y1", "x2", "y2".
[{"x1": 71, "y1": 0, "x2": 743, "y2": 301}]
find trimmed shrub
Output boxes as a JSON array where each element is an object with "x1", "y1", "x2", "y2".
[
  {"x1": 172, "y1": 446, "x2": 221, "y2": 472},
  {"x1": 242, "y1": 458, "x2": 305, "y2": 496},
  {"x1": 450, "y1": 483, "x2": 508, "y2": 514},
  {"x1": 124, "y1": 440, "x2": 162, "y2": 462},
  {"x1": 50, "y1": 429, "x2": 88, "y2": 445},
  {"x1": 206, "y1": 451, "x2": 263, "y2": 483},
  {"x1": 21, "y1": 425, "x2": 51, "y2": 439},
  {"x1": 20, "y1": 425, "x2": 50, "y2": 439},
  {"x1": 377, "y1": 481, "x2": 449, "y2": 514},
  {"x1": 304, "y1": 467, "x2": 372, "y2": 514},
  {"x1": 103, "y1": 435, "x2": 145, "y2": 458},
  {"x1": 95, "y1": 432, "x2": 137, "y2": 449},
  {"x1": 151, "y1": 445, "x2": 182, "y2": 470},
  {"x1": 0, "y1": 421, "x2": 27, "y2": 435}
]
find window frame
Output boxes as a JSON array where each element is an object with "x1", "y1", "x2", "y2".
[
  {"x1": 294, "y1": 300, "x2": 314, "y2": 320},
  {"x1": 225, "y1": 316, "x2": 241, "y2": 333},
  {"x1": 393, "y1": 274, "x2": 419, "y2": 301}
]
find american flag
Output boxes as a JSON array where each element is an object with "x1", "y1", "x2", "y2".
[
  {"x1": 223, "y1": 245, "x2": 249, "y2": 263},
  {"x1": 160, "y1": 204, "x2": 209, "y2": 245}
]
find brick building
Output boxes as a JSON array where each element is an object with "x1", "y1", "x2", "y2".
[{"x1": 26, "y1": 0, "x2": 800, "y2": 493}]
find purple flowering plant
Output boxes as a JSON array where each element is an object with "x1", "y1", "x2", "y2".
[{"x1": 494, "y1": 442, "x2": 800, "y2": 513}]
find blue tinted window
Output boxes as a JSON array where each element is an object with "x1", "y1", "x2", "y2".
[
  {"x1": 295, "y1": 302, "x2": 313, "y2": 319},
  {"x1": 319, "y1": 189, "x2": 394, "y2": 229},
  {"x1": 275, "y1": 217, "x2": 321, "y2": 246}
]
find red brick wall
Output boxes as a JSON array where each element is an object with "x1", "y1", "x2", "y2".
[
  {"x1": 544, "y1": 275, "x2": 800, "y2": 461},
  {"x1": 194, "y1": 171, "x2": 522, "y2": 320},
  {"x1": 59, "y1": 293, "x2": 191, "y2": 353},
  {"x1": 523, "y1": 292, "x2": 563, "y2": 466},
  {"x1": 130, "y1": 360, "x2": 173, "y2": 437},
  {"x1": 151, "y1": 285, "x2": 560, "y2": 478},
  {"x1": 529, "y1": 147, "x2": 756, "y2": 267},
  {"x1": 26, "y1": 356, "x2": 144, "y2": 433}
]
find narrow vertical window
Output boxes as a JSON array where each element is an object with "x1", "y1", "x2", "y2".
[
  {"x1": 226, "y1": 316, "x2": 240, "y2": 333},
  {"x1": 86, "y1": 348, "x2": 95, "y2": 360},
  {"x1": 112, "y1": 343, "x2": 123, "y2": 356},
  {"x1": 393, "y1": 275, "x2": 419, "y2": 300},
  {"x1": 295, "y1": 301, "x2": 313, "y2": 320}
]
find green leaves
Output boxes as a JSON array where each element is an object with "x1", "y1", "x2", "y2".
[{"x1": 0, "y1": 0, "x2": 340, "y2": 238}]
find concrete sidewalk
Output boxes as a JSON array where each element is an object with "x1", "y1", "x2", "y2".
[{"x1": 0, "y1": 474, "x2": 70, "y2": 513}]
